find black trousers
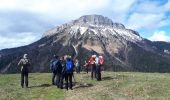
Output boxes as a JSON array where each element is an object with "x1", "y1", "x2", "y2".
[
  {"x1": 91, "y1": 64, "x2": 96, "y2": 80},
  {"x1": 76, "y1": 67, "x2": 81, "y2": 74},
  {"x1": 21, "y1": 69, "x2": 28, "y2": 88},
  {"x1": 60, "y1": 74, "x2": 66, "y2": 89},
  {"x1": 65, "y1": 73, "x2": 73, "y2": 90},
  {"x1": 86, "y1": 66, "x2": 89, "y2": 73},
  {"x1": 52, "y1": 73, "x2": 61, "y2": 87},
  {"x1": 96, "y1": 65, "x2": 101, "y2": 81},
  {"x1": 52, "y1": 73, "x2": 57, "y2": 85}
]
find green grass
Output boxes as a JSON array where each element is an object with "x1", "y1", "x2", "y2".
[{"x1": 0, "y1": 72, "x2": 170, "y2": 100}]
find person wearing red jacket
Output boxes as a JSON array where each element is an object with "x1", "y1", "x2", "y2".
[{"x1": 89, "y1": 55, "x2": 96, "y2": 80}]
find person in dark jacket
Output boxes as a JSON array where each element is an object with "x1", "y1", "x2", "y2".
[
  {"x1": 50, "y1": 55, "x2": 62, "y2": 87},
  {"x1": 18, "y1": 54, "x2": 31, "y2": 88},
  {"x1": 60, "y1": 56, "x2": 66, "y2": 89},
  {"x1": 65, "y1": 56, "x2": 74, "y2": 90},
  {"x1": 83, "y1": 60, "x2": 89, "y2": 74}
]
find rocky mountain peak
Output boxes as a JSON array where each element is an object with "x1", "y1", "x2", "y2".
[
  {"x1": 72, "y1": 15, "x2": 125, "y2": 28},
  {"x1": 44, "y1": 15, "x2": 127, "y2": 37}
]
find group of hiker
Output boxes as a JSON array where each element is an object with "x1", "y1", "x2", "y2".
[
  {"x1": 18, "y1": 53, "x2": 104, "y2": 90},
  {"x1": 84, "y1": 55, "x2": 104, "y2": 81},
  {"x1": 50, "y1": 55, "x2": 74, "y2": 90}
]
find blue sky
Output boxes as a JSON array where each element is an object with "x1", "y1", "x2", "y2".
[{"x1": 0, "y1": 0, "x2": 170, "y2": 50}]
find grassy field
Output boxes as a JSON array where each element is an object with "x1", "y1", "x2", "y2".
[{"x1": 0, "y1": 71, "x2": 170, "y2": 100}]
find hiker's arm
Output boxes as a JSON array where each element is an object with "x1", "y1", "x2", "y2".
[{"x1": 18, "y1": 59, "x2": 22, "y2": 66}]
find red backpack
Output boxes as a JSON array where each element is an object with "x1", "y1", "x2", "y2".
[{"x1": 99, "y1": 56, "x2": 104, "y2": 65}]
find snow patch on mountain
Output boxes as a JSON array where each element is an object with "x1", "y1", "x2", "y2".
[{"x1": 43, "y1": 15, "x2": 143, "y2": 43}]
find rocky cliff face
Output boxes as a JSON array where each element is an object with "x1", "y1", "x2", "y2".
[{"x1": 1, "y1": 15, "x2": 170, "y2": 73}]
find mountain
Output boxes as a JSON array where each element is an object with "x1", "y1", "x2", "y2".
[{"x1": 1, "y1": 14, "x2": 170, "y2": 73}]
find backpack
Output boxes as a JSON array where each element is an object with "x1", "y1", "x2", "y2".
[
  {"x1": 66, "y1": 60, "x2": 73, "y2": 73},
  {"x1": 99, "y1": 56, "x2": 104, "y2": 65},
  {"x1": 22, "y1": 58, "x2": 30, "y2": 65},
  {"x1": 50, "y1": 59, "x2": 59, "y2": 72},
  {"x1": 19, "y1": 58, "x2": 30, "y2": 71}
]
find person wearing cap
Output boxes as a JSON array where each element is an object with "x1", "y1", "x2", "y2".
[{"x1": 18, "y1": 54, "x2": 31, "y2": 88}]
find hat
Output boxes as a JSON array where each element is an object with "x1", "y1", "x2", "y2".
[
  {"x1": 99, "y1": 56, "x2": 103, "y2": 58},
  {"x1": 92, "y1": 55, "x2": 96, "y2": 58},
  {"x1": 23, "y1": 54, "x2": 28, "y2": 59}
]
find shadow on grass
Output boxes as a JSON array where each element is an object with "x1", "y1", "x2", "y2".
[
  {"x1": 28, "y1": 84, "x2": 52, "y2": 88},
  {"x1": 102, "y1": 76, "x2": 114, "y2": 80},
  {"x1": 73, "y1": 82, "x2": 93, "y2": 89}
]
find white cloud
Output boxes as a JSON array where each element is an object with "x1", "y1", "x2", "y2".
[
  {"x1": 0, "y1": 32, "x2": 41, "y2": 49},
  {"x1": 0, "y1": 0, "x2": 110, "y2": 20},
  {"x1": 0, "y1": 0, "x2": 169, "y2": 28},
  {"x1": 126, "y1": 13, "x2": 165, "y2": 30},
  {"x1": 149, "y1": 31, "x2": 170, "y2": 42},
  {"x1": 126, "y1": 0, "x2": 170, "y2": 31},
  {"x1": 165, "y1": 0, "x2": 170, "y2": 10},
  {"x1": 134, "y1": 0, "x2": 170, "y2": 14}
]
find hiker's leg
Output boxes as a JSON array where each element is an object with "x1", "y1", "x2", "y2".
[
  {"x1": 69, "y1": 73, "x2": 73, "y2": 89},
  {"x1": 52, "y1": 73, "x2": 55, "y2": 85},
  {"x1": 21, "y1": 72, "x2": 24, "y2": 88},
  {"x1": 57, "y1": 73, "x2": 61, "y2": 87},
  {"x1": 99, "y1": 65, "x2": 101, "y2": 80},
  {"x1": 65, "y1": 74, "x2": 68, "y2": 90},
  {"x1": 87, "y1": 66, "x2": 89, "y2": 73},
  {"x1": 25, "y1": 72, "x2": 28, "y2": 87},
  {"x1": 97, "y1": 65, "x2": 100, "y2": 80},
  {"x1": 94, "y1": 65, "x2": 97, "y2": 78},
  {"x1": 60, "y1": 75, "x2": 64, "y2": 89},
  {"x1": 56, "y1": 74, "x2": 59, "y2": 87},
  {"x1": 79, "y1": 67, "x2": 81, "y2": 73},
  {"x1": 91, "y1": 69, "x2": 93, "y2": 79},
  {"x1": 58, "y1": 73, "x2": 62, "y2": 88},
  {"x1": 76, "y1": 67, "x2": 78, "y2": 73}
]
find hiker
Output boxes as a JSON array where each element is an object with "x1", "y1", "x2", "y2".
[
  {"x1": 83, "y1": 60, "x2": 89, "y2": 74},
  {"x1": 89, "y1": 55, "x2": 96, "y2": 80},
  {"x1": 50, "y1": 55, "x2": 62, "y2": 87},
  {"x1": 18, "y1": 54, "x2": 31, "y2": 88},
  {"x1": 60, "y1": 56, "x2": 66, "y2": 89},
  {"x1": 75, "y1": 59, "x2": 80, "y2": 74},
  {"x1": 98, "y1": 55, "x2": 104, "y2": 81},
  {"x1": 65, "y1": 56, "x2": 74, "y2": 90}
]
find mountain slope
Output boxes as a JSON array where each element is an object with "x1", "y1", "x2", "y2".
[{"x1": 0, "y1": 14, "x2": 170, "y2": 73}]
